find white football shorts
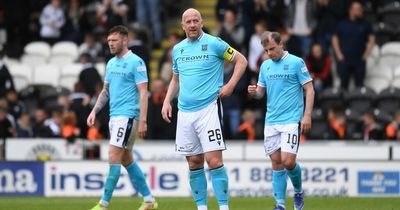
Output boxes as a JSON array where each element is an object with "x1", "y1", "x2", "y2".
[
  {"x1": 109, "y1": 117, "x2": 137, "y2": 149},
  {"x1": 263, "y1": 123, "x2": 300, "y2": 156},
  {"x1": 175, "y1": 99, "x2": 226, "y2": 156}
]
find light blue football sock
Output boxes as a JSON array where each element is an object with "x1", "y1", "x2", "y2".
[
  {"x1": 189, "y1": 167, "x2": 208, "y2": 207},
  {"x1": 272, "y1": 170, "x2": 287, "y2": 208},
  {"x1": 210, "y1": 165, "x2": 229, "y2": 206},
  {"x1": 101, "y1": 164, "x2": 121, "y2": 203},
  {"x1": 125, "y1": 161, "x2": 151, "y2": 197},
  {"x1": 287, "y1": 164, "x2": 302, "y2": 193}
]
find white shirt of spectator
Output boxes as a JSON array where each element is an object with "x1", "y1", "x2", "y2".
[
  {"x1": 293, "y1": 0, "x2": 310, "y2": 36},
  {"x1": 40, "y1": 4, "x2": 65, "y2": 38}
]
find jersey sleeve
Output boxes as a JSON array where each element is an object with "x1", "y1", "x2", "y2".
[
  {"x1": 104, "y1": 62, "x2": 111, "y2": 82},
  {"x1": 172, "y1": 46, "x2": 179, "y2": 74},
  {"x1": 296, "y1": 58, "x2": 312, "y2": 85},
  {"x1": 134, "y1": 58, "x2": 148, "y2": 84},
  {"x1": 213, "y1": 37, "x2": 237, "y2": 62},
  {"x1": 257, "y1": 62, "x2": 267, "y2": 87}
]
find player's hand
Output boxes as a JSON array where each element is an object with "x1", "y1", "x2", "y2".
[
  {"x1": 138, "y1": 120, "x2": 147, "y2": 138},
  {"x1": 247, "y1": 85, "x2": 257, "y2": 96},
  {"x1": 218, "y1": 84, "x2": 234, "y2": 98},
  {"x1": 87, "y1": 112, "x2": 96, "y2": 127},
  {"x1": 301, "y1": 115, "x2": 312, "y2": 134},
  {"x1": 161, "y1": 102, "x2": 172, "y2": 123}
]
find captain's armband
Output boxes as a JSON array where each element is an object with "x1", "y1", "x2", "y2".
[{"x1": 223, "y1": 47, "x2": 236, "y2": 61}]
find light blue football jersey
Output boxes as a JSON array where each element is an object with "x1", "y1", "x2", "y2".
[
  {"x1": 172, "y1": 32, "x2": 236, "y2": 112},
  {"x1": 258, "y1": 52, "x2": 312, "y2": 125},
  {"x1": 105, "y1": 51, "x2": 148, "y2": 119}
]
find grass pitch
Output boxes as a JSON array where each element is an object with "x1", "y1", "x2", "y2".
[{"x1": 0, "y1": 196, "x2": 399, "y2": 210}]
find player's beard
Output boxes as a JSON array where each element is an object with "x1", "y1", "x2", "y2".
[{"x1": 111, "y1": 46, "x2": 122, "y2": 55}]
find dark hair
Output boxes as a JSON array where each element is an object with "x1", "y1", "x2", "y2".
[
  {"x1": 108, "y1": 25, "x2": 129, "y2": 37},
  {"x1": 260, "y1": 31, "x2": 282, "y2": 46}
]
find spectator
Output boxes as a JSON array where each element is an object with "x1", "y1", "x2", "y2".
[
  {"x1": 386, "y1": 111, "x2": 400, "y2": 140},
  {"x1": 332, "y1": 1, "x2": 375, "y2": 89},
  {"x1": 69, "y1": 82, "x2": 91, "y2": 138},
  {"x1": 87, "y1": 118, "x2": 103, "y2": 141},
  {"x1": 237, "y1": 109, "x2": 256, "y2": 142},
  {"x1": 135, "y1": 0, "x2": 162, "y2": 48},
  {"x1": 222, "y1": 61, "x2": 249, "y2": 139},
  {"x1": 363, "y1": 110, "x2": 384, "y2": 140},
  {"x1": 97, "y1": 0, "x2": 129, "y2": 30},
  {"x1": 286, "y1": 0, "x2": 317, "y2": 58},
  {"x1": 16, "y1": 113, "x2": 33, "y2": 138},
  {"x1": 248, "y1": 20, "x2": 268, "y2": 73},
  {"x1": 63, "y1": 0, "x2": 84, "y2": 43},
  {"x1": 5, "y1": 90, "x2": 25, "y2": 119},
  {"x1": 0, "y1": 106, "x2": 16, "y2": 139},
  {"x1": 217, "y1": 7, "x2": 245, "y2": 51},
  {"x1": 158, "y1": 32, "x2": 181, "y2": 83},
  {"x1": 128, "y1": 27, "x2": 150, "y2": 78},
  {"x1": 44, "y1": 110, "x2": 63, "y2": 137},
  {"x1": 33, "y1": 108, "x2": 54, "y2": 138},
  {"x1": 78, "y1": 54, "x2": 102, "y2": 97},
  {"x1": 327, "y1": 106, "x2": 347, "y2": 139},
  {"x1": 39, "y1": 0, "x2": 65, "y2": 45},
  {"x1": 61, "y1": 111, "x2": 80, "y2": 142},
  {"x1": 78, "y1": 33, "x2": 103, "y2": 61},
  {"x1": 314, "y1": 0, "x2": 339, "y2": 53},
  {"x1": 305, "y1": 43, "x2": 333, "y2": 92},
  {"x1": 216, "y1": 0, "x2": 238, "y2": 24},
  {"x1": 147, "y1": 78, "x2": 176, "y2": 140},
  {"x1": 0, "y1": 48, "x2": 15, "y2": 98}
]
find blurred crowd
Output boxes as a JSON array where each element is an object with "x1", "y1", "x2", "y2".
[{"x1": 1, "y1": 0, "x2": 400, "y2": 143}]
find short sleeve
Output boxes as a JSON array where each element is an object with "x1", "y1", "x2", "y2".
[
  {"x1": 172, "y1": 46, "x2": 178, "y2": 74},
  {"x1": 213, "y1": 37, "x2": 237, "y2": 61},
  {"x1": 257, "y1": 63, "x2": 267, "y2": 87},
  {"x1": 296, "y1": 58, "x2": 312, "y2": 85},
  {"x1": 134, "y1": 58, "x2": 148, "y2": 84},
  {"x1": 104, "y1": 63, "x2": 110, "y2": 82}
]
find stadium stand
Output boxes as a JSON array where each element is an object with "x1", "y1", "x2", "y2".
[
  {"x1": 59, "y1": 64, "x2": 83, "y2": 91},
  {"x1": 345, "y1": 86, "x2": 377, "y2": 114},
  {"x1": 32, "y1": 64, "x2": 60, "y2": 87},
  {"x1": 375, "y1": 87, "x2": 400, "y2": 115},
  {"x1": 7, "y1": 64, "x2": 32, "y2": 92},
  {"x1": 23, "y1": 41, "x2": 51, "y2": 59}
]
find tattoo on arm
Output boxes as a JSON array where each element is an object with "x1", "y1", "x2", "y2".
[{"x1": 93, "y1": 83, "x2": 109, "y2": 114}]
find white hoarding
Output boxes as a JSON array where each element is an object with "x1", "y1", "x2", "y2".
[
  {"x1": 6, "y1": 139, "x2": 83, "y2": 161},
  {"x1": 392, "y1": 145, "x2": 400, "y2": 160},
  {"x1": 245, "y1": 142, "x2": 389, "y2": 161},
  {"x1": 100, "y1": 142, "x2": 244, "y2": 161},
  {"x1": 44, "y1": 161, "x2": 400, "y2": 197}
]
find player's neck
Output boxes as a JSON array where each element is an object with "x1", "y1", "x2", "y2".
[
  {"x1": 188, "y1": 31, "x2": 203, "y2": 42},
  {"x1": 116, "y1": 48, "x2": 129, "y2": 58},
  {"x1": 277, "y1": 51, "x2": 286, "y2": 61}
]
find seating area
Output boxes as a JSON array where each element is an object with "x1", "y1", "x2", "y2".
[
  {"x1": 5, "y1": 41, "x2": 105, "y2": 92},
  {"x1": 365, "y1": 42, "x2": 400, "y2": 93},
  {"x1": 309, "y1": 86, "x2": 400, "y2": 140}
]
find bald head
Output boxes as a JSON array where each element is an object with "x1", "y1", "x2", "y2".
[
  {"x1": 182, "y1": 8, "x2": 202, "y2": 23},
  {"x1": 181, "y1": 8, "x2": 204, "y2": 41}
]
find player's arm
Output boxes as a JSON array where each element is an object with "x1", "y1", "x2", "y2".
[
  {"x1": 331, "y1": 34, "x2": 344, "y2": 61},
  {"x1": 137, "y1": 82, "x2": 148, "y2": 138},
  {"x1": 87, "y1": 82, "x2": 109, "y2": 127},
  {"x1": 362, "y1": 34, "x2": 376, "y2": 60},
  {"x1": 301, "y1": 81, "x2": 315, "y2": 133},
  {"x1": 162, "y1": 73, "x2": 179, "y2": 123},
  {"x1": 247, "y1": 84, "x2": 265, "y2": 99},
  {"x1": 219, "y1": 48, "x2": 248, "y2": 98}
]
